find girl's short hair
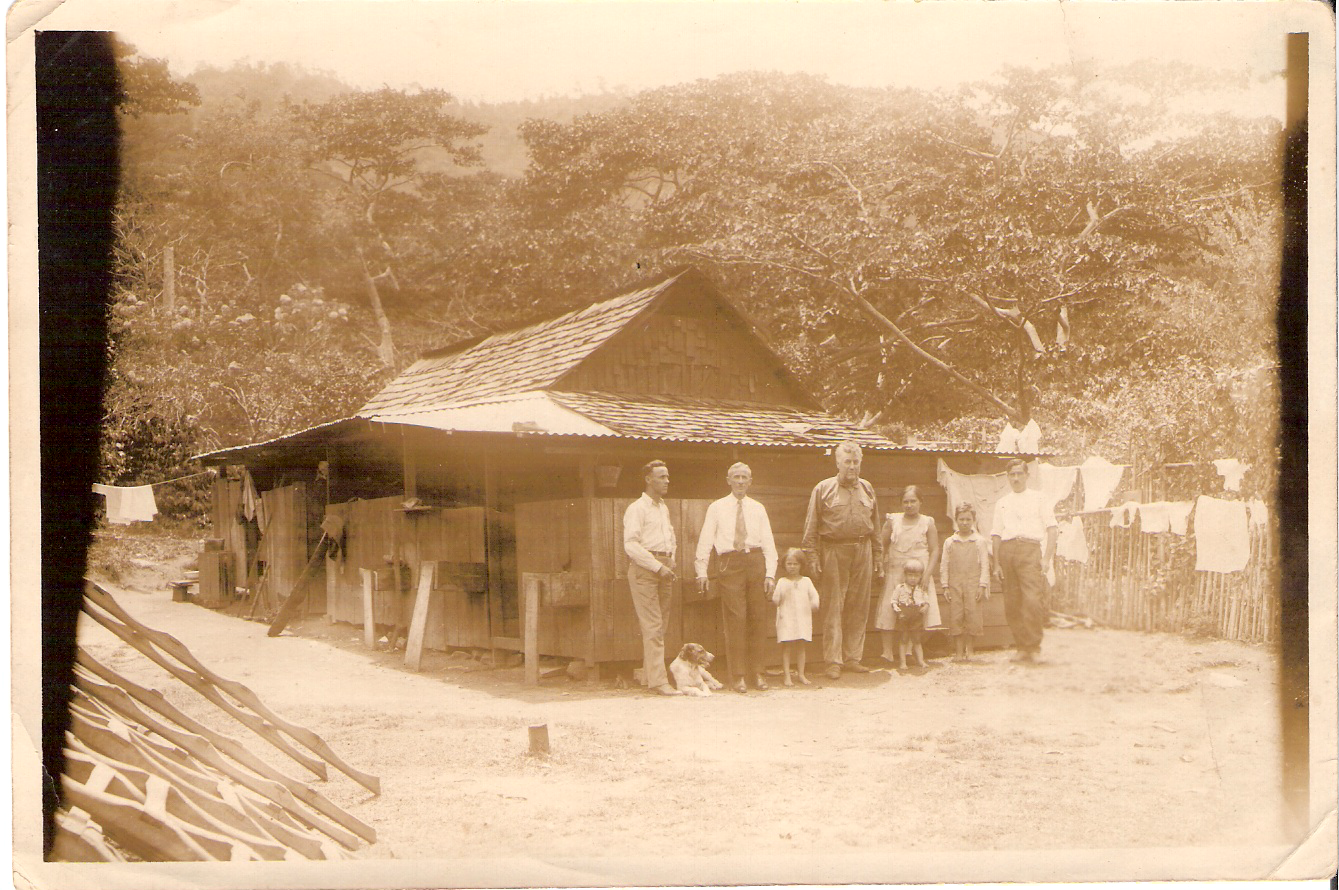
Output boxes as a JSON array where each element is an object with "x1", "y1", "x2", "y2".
[
  {"x1": 954, "y1": 503, "x2": 976, "y2": 519},
  {"x1": 902, "y1": 484, "x2": 921, "y2": 500},
  {"x1": 782, "y1": 547, "x2": 806, "y2": 567}
]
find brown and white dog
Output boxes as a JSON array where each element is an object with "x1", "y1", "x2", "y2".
[{"x1": 670, "y1": 643, "x2": 724, "y2": 696}]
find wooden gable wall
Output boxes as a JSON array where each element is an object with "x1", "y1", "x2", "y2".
[{"x1": 560, "y1": 284, "x2": 808, "y2": 407}]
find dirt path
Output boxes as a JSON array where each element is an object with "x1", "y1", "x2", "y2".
[{"x1": 78, "y1": 562, "x2": 1293, "y2": 882}]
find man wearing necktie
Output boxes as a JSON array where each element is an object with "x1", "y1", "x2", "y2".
[{"x1": 695, "y1": 462, "x2": 779, "y2": 692}]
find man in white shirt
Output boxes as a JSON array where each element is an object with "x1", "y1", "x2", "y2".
[
  {"x1": 695, "y1": 462, "x2": 779, "y2": 693},
  {"x1": 990, "y1": 459, "x2": 1058, "y2": 663},
  {"x1": 623, "y1": 460, "x2": 681, "y2": 695}
]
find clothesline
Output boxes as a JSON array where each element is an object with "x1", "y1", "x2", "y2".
[{"x1": 93, "y1": 468, "x2": 215, "y2": 489}]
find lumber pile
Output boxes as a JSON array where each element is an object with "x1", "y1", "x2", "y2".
[{"x1": 53, "y1": 581, "x2": 379, "y2": 862}]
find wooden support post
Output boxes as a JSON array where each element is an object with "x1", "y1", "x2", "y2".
[
  {"x1": 361, "y1": 569, "x2": 376, "y2": 649},
  {"x1": 524, "y1": 575, "x2": 541, "y2": 686},
  {"x1": 404, "y1": 561, "x2": 435, "y2": 672}
]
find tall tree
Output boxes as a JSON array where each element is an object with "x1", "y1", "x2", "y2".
[{"x1": 287, "y1": 88, "x2": 488, "y2": 365}]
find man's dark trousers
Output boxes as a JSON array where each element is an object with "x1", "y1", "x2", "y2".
[
  {"x1": 714, "y1": 549, "x2": 768, "y2": 681},
  {"x1": 997, "y1": 538, "x2": 1046, "y2": 652}
]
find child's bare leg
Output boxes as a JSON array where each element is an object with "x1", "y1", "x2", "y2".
[
  {"x1": 797, "y1": 644, "x2": 810, "y2": 683},
  {"x1": 965, "y1": 637, "x2": 975, "y2": 660},
  {"x1": 897, "y1": 636, "x2": 908, "y2": 670},
  {"x1": 954, "y1": 635, "x2": 965, "y2": 661},
  {"x1": 913, "y1": 636, "x2": 927, "y2": 667},
  {"x1": 782, "y1": 644, "x2": 793, "y2": 686}
]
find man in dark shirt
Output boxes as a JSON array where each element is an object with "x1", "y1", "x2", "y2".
[{"x1": 802, "y1": 441, "x2": 883, "y2": 679}]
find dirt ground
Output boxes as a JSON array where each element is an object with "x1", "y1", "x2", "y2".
[{"x1": 76, "y1": 532, "x2": 1294, "y2": 882}]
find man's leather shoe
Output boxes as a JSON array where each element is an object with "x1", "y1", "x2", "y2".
[
  {"x1": 652, "y1": 684, "x2": 682, "y2": 695},
  {"x1": 824, "y1": 664, "x2": 841, "y2": 680},
  {"x1": 733, "y1": 679, "x2": 748, "y2": 693},
  {"x1": 844, "y1": 661, "x2": 870, "y2": 673},
  {"x1": 753, "y1": 675, "x2": 769, "y2": 691}
]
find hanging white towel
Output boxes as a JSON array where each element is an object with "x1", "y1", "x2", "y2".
[
  {"x1": 1017, "y1": 419, "x2": 1042, "y2": 452},
  {"x1": 1138, "y1": 502, "x2": 1171, "y2": 534},
  {"x1": 1212, "y1": 459, "x2": 1248, "y2": 492},
  {"x1": 996, "y1": 423, "x2": 1020, "y2": 452},
  {"x1": 1166, "y1": 501, "x2": 1194, "y2": 536},
  {"x1": 937, "y1": 459, "x2": 1011, "y2": 537},
  {"x1": 1037, "y1": 463, "x2": 1078, "y2": 508},
  {"x1": 1079, "y1": 456, "x2": 1126, "y2": 513},
  {"x1": 1108, "y1": 502, "x2": 1138, "y2": 528},
  {"x1": 93, "y1": 483, "x2": 158, "y2": 525},
  {"x1": 240, "y1": 468, "x2": 267, "y2": 528},
  {"x1": 1193, "y1": 496, "x2": 1250, "y2": 573},
  {"x1": 1056, "y1": 517, "x2": 1089, "y2": 564},
  {"x1": 1247, "y1": 498, "x2": 1269, "y2": 527}
]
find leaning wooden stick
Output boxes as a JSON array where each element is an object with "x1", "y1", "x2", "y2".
[
  {"x1": 86, "y1": 580, "x2": 380, "y2": 794},
  {"x1": 265, "y1": 533, "x2": 333, "y2": 636}
]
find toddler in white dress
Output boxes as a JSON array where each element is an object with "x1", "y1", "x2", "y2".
[{"x1": 772, "y1": 548, "x2": 820, "y2": 686}]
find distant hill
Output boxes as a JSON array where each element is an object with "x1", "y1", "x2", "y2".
[{"x1": 180, "y1": 60, "x2": 632, "y2": 177}]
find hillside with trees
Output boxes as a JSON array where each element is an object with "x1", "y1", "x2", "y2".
[{"x1": 105, "y1": 46, "x2": 1282, "y2": 509}]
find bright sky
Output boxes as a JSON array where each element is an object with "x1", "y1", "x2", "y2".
[{"x1": 34, "y1": 0, "x2": 1313, "y2": 115}]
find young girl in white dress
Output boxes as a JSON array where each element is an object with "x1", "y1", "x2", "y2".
[
  {"x1": 771, "y1": 548, "x2": 820, "y2": 686},
  {"x1": 875, "y1": 485, "x2": 942, "y2": 663}
]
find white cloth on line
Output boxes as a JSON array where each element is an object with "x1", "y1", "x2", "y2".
[
  {"x1": 937, "y1": 459, "x2": 1010, "y2": 537},
  {"x1": 1138, "y1": 502, "x2": 1171, "y2": 534},
  {"x1": 1212, "y1": 458, "x2": 1248, "y2": 492},
  {"x1": 1056, "y1": 517, "x2": 1089, "y2": 564},
  {"x1": 996, "y1": 423, "x2": 1020, "y2": 452},
  {"x1": 241, "y1": 468, "x2": 267, "y2": 528},
  {"x1": 1166, "y1": 501, "x2": 1194, "y2": 536},
  {"x1": 1036, "y1": 462, "x2": 1078, "y2": 508},
  {"x1": 1108, "y1": 502, "x2": 1138, "y2": 528},
  {"x1": 1079, "y1": 455, "x2": 1126, "y2": 513},
  {"x1": 1193, "y1": 496, "x2": 1250, "y2": 573},
  {"x1": 1017, "y1": 419, "x2": 1042, "y2": 452},
  {"x1": 1247, "y1": 498, "x2": 1269, "y2": 527},
  {"x1": 93, "y1": 483, "x2": 158, "y2": 524}
]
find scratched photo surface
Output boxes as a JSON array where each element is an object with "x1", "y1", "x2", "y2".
[{"x1": 11, "y1": 2, "x2": 1336, "y2": 888}]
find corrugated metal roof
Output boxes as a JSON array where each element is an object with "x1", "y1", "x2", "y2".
[
  {"x1": 367, "y1": 393, "x2": 615, "y2": 437},
  {"x1": 544, "y1": 391, "x2": 901, "y2": 449},
  {"x1": 358, "y1": 274, "x2": 682, "y2": 414}
]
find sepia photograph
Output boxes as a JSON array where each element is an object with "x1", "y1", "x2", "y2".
[{"x1": 10, "y1": 1, "x2": 1336, "y2": 887}]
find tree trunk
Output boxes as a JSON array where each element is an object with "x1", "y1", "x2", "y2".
[{"x1": 356, "y1": 246, "x2": 396, "y2": 367}]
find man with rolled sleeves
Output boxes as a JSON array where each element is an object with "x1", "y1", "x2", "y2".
[
  {"x1": 990, "y1": 458, "x2": 1058, "y2": 664},
  {"x1": 623, "y1": 460, "x2": 682, "y2": 695},
  {"x1": 802, "y1": 441, "x2": 883, "y2": 680},
  {"x1": 695, "y1": 462, "x2": 779, "y2": 693}
]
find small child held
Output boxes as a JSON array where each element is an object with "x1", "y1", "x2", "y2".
[
  {"x1": 892, "y1": 558, "x2": 930, "y2": 670},
  {"x1": 939, "y1": 503, "x2": 991, "y2": 662},
  {"x1": 771, "y1": 548, "x2": 820, "y2": 686}
]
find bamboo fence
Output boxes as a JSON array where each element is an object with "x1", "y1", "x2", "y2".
[{"x1": 1048, "y1": 457, "x2": 1278, "y2": 644}]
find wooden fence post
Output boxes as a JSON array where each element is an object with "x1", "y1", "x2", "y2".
[
  {"x1": 404, "y1": 561, "x2": 435, "y2": 672},
  {"x1": 523, "y1": 575, "x2": 541, "y2": 686},
  {"x1": 360, "y1": 569, "x2": 376, "y2": 649}
]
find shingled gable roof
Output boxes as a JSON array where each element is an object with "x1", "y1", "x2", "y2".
[{"x1": 359, "y1": 268, "x2": 820, "y2": 415}]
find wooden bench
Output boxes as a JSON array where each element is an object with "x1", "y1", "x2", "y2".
[{"x1": 169, "y1": 580, "x2": 193, "y2": 603}]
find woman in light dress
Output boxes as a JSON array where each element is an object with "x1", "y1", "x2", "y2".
[{"x1": 874, "y1": 485, "x2": 942, "y2": 663}]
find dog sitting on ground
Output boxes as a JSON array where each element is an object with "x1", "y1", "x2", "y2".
[{"x1": 670, "y1": 643, "x2": 724, "y2": 696}]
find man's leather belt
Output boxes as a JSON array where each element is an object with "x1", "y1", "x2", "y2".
[
  {"x1": 822, "y1": 536, "x2": 870, "y2": 544},
  {"x1": 648, "y1": 550, "x2": 673, "y2": 557},
  {"x1": 719, "y1": 547, "x2": 761, "y2": 556}
]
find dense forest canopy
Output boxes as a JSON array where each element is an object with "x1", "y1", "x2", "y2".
[{"x1": 105, "y1": 47, "x2": 1282, "y2": 504}]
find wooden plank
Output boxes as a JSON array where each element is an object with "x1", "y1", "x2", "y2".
[
  {"x1": 524, "y1": 575, "x2": 541, "y2": 686},
  {"x1": 361, "y1": 569, "x2": 376, "y2": 649},
  {"x1": 404, "y1": 561, "x2": 436, "y2": 672}
]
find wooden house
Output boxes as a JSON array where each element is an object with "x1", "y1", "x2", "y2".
[{"x1": 198, "y1": 269, "x2": 1023, "y2": 672}]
